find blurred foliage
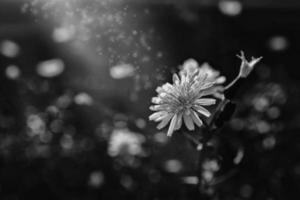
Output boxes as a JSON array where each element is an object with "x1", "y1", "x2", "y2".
[{"x1": 0, "y1": 0, "x2": 299, "y2": 200}]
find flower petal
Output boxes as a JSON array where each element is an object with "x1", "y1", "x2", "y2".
[
  {"x1": 162, "y1": 83, "x2": 174, "y2": 92},
  {"x1": 193, "y1": 105, "x2": 211, "y2": 117},
  {"x1": 154, "y1": 113, "x2": 170, "y2": 122},
  {"x1": 180, "y1": 71, "x2": 187, "y2": 84},
  {"x1": 195, "y1": 98, "x2": 216, "y2": 106},
  {"x1": 183, "y1": 112, "x2": 195, "y2": 131},
  {"x1": 174, "y1": 112, "x2": 183, "y2": 130},
  {"x1": 149, "y1": 111, "x2": 167, "y2": 121},
  {"x1": 149, "y1": 104, "x2": 168, "y2": 111},
  {"x1": 216, "y1": 76, "x2": 226, "y2": 84},
  {"x1": 198, "y1": 87, "x2": 216, "y2": 97},
  {"x1": 190, "y1": 110, "x2": 203, "y2": 127},
  {"x1": 201, "y1": 81, "x2": 215, "y2": 90},
  {"x1": 167, "y1": 114, "x2": 178, "y2": 137},
  {"x1": 157, "y1": 114, "x2": 172, "y2": 130},
  {"x1": 158, "y1": 91, "x2": 180, "y2": 103},
  {"x1": 196, "y1": 72, "x2": 208, "y2": 86},
  {"x1": 173, "y1": 74, "x2": 180, "y2": 85},
  {"x1": 199, "y1": 86, "x2": 224, "y2": 98},
  {"x1": 151, "y1": 97, "x2": 162, "y2": 104},
  {"x1": 156, "y1": 86, "x2": 163, "y2": 93}
]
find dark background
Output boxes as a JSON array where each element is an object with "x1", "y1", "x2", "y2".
[{"x1": 0, "y1": 0, "x2": 299, "y2": 199}]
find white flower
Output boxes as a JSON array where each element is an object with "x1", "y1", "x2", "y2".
[
  {"x1": 149, "y1": 65, "x2": 217, "y2": 137},
  {"x1": 237, "y1": 51, "x2": 262, "y2": 78}
]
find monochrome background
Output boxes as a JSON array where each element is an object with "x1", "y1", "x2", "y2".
[{"x1": 0, "y1": 0, "x2": 299, "y2": 199}]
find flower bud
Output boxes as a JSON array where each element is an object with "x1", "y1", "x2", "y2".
[{"x1": 238, "y1": 51, "x2": 262, "y2": 78}]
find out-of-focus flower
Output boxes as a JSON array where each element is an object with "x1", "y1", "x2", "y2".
[
  {"x1": 181, "y1": 59, "x2": 199, "y2": 74},
  {"x1": 149, "y1": 62, "x2": 217, "y2": 137},
  {"x1": 5, "y1": 65, "x2": 21, "y2": 80},
  {"x1": 74, "y1": 92, "x2": 93, "y2": 105},
  {"x1": 110, "y1": 63, "x2": 135, "y2": 79},
  {"x1": 108, "y1": 128, "x2": 144, "y2": 157},
  {"x1": 182, "y1": 59, "x2": 226, "y2": 99},
  {"x1": 60, "y1": 134, "x2": 74, "y2": 151},
  {"x1": 233, "y1": 148, "x2": 244, "y2": 164},
  {"x1": 202, "y1": 159, "x2": 220, "y2": 183},
  {"x1": 182, "y1": 59, "x2": 226, "y2": 84},
  {"x1": 199, "y1": 62, "x2": 226, "y2": 84},
  {"x1": 238, "y1": 51, "x2": 262, "y2": 78},
  {"x1": 268, "y1": 36, "x2": 288, "y2": 52},
  {"x1": 218, "y1": 0, "x2": 242, "y2": 16},
  {"x1": 182, "y1": 176, "x2": 199, "y2": 185},
  {"x1": 0, "y1": 40, "x2": 20, "y2": 58},
  {"x1": 27, "y1": 114, "x2": 46, "y2": 137},
  {"x1": 52, "y1": 26, "x2": 75, "y2": 43},
  {"x1": 88, "y1": 171, "x2": 105, "y2": 188},
  {"x1": 164, "y1": 159, "x2": 183, "y2": 173},
  {"x1": 37, "y1": 59, "x2": 65, "y2": 78}
]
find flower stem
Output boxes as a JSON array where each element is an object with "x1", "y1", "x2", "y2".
[
  {"x1": 183, "y1": 132, "x2": 203, "y2": 150},
  {"x1": 224, "y1": 75, "x2": 241, "y2": 90}
]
